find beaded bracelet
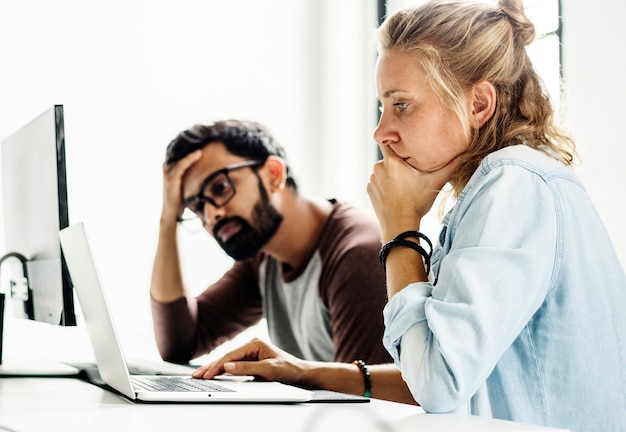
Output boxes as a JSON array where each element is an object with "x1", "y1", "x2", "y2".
[
  {"x1": 379, "y1": 231, "x2": 433, "y2": 274},
  {"x1": 352, "y1": 360, "x2": 371, "y2": 398}
]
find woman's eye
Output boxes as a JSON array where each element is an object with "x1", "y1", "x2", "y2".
[{"x1": 394, "y1": 102, "x2": 409, "y2": 112}]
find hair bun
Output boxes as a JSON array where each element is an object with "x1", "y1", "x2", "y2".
[{"x1": 499, "y1": 0, "x2": 536, "y2": 46}]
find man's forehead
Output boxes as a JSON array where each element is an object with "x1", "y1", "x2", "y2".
[
  {"x1": 182, "y1": 143, "x2": 244, "y2": 192},
  {"x1": 194, "y1": 142, "x2": 244, "y2": 171}
]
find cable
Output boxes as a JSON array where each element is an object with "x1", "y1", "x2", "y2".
[{"x1": 0, "y1": 252, "x2": 34, "y2": 319}]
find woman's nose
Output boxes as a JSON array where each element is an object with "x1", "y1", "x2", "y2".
[{"x1": 373, "y1": 114, "x2": 398, "y2": 146}]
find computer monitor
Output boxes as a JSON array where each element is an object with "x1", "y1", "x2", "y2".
[{"x1": 0, "y1": 105, "x2": 77, "y2": 368}]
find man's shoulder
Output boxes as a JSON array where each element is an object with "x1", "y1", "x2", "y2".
[
  {"x1": 327, "y1": 199, "x2": 379, "y2": 229},
  {"x1": 321, "y1": 199, "x2": 382, "y2": 249}
]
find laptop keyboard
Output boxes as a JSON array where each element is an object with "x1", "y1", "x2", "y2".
[{"x1": 132, "y1": 376, "x2": 234, "y2": 393}]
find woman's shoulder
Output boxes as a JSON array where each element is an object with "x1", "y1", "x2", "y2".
[{"x1": 482, "y1": 145, "x2": 574, "y2": 177}]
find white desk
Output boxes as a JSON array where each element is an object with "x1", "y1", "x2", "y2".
[{"x1": 0, "y1": 377, "x2": 568, "y2": 432}]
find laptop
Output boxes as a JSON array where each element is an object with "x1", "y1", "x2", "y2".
[{"x1": 58, "y1": 222, "x2": 313, "y2": 403}]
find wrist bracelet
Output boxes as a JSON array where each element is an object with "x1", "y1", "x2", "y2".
[
  {"x1": 352, "y1": 360, "x2": 371, "y2": 398},
  {"x1": 393, "y1": 230, "x2": 433, "y2": 256},
  {"x1": 379, "y1": 231, "x2": 433, "y2": 274}
]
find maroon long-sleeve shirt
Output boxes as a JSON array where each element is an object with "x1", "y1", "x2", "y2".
[{"x1": 151, "y1": 200, "x2": 391, "y2": 365}]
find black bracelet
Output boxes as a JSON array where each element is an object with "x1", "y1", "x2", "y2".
[
  {"x1": 352, "y1": 360, "x2": 371, "y2": 398},
  {"x1": 393, "y1": 230, "x2": 433, "y2": 257},
  {"x1": 379, "y1": 231, "x2": 432, "y2": 274}
]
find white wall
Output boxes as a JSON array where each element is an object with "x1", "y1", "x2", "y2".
[
  {"x1": 0, "y1": 0, "x2": 378, "y2": 362},
  {"x1": 561, "y1": 0, "x2": 626, "y2": 267}
]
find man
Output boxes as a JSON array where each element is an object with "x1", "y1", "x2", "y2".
[{"x1": 150, "y1": 119, "x2": 391, "y2": 368}]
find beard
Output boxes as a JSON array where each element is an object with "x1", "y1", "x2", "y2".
[{"x1": 213, "y1": 179, "x2": 283, "y2": 260}]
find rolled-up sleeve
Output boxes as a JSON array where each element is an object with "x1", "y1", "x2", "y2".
[{"x1": 382, "y1": 282, "x2": 432, "y2": 365}]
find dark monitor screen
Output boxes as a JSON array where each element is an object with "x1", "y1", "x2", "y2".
[{"x1": 0, "y1": 105, "x2": 76, "y2": 330}]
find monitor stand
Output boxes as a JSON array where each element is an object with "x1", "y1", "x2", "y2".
[{"x1": 0, "y1": 293, "x2": 79, "y2": 377}]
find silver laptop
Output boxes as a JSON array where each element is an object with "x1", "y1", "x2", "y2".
[{"x1": 59, "y1": 222, "x2": 313, "y2": 403}]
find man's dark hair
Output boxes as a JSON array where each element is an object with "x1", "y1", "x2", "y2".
[{"x1": 165, "y1": 119, "x2": 297, "y2": 190}]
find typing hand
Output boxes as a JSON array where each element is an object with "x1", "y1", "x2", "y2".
[{"x1": 192, "y1": 338, "x2": 308, "y2": 386}]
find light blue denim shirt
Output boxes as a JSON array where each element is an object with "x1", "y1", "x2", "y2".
[{"x1": 383, "y1": 145, "x2": 626, "y2": 431}]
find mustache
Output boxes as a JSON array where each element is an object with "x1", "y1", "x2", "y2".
[{"x1": 212, "y1": 216, "x2": 248, "y2": 239}]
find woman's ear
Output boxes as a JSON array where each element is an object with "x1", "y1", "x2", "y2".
[
  {"x1": 469, "y1": 81, "x2": 496, "y2": 128},
  {"x1": 264, "y1": 156, "x2": 287, "y2": 191}
]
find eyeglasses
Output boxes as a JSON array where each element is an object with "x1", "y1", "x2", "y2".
[{"x1": 177, "y1": 159, "x2": 264, "y2": 230}]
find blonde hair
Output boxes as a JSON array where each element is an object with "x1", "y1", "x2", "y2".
[{"x1": 378, "y1": 0, "x2": 576, "y2": 196}]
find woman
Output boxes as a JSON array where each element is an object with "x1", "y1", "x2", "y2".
[{"x1": 368, "y1": 0, "x2": 626, "y2": 431}]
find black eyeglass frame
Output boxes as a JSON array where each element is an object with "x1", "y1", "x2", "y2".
[{"x1": 177, "y1": 159, "x2": 264, "y2": 223}]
